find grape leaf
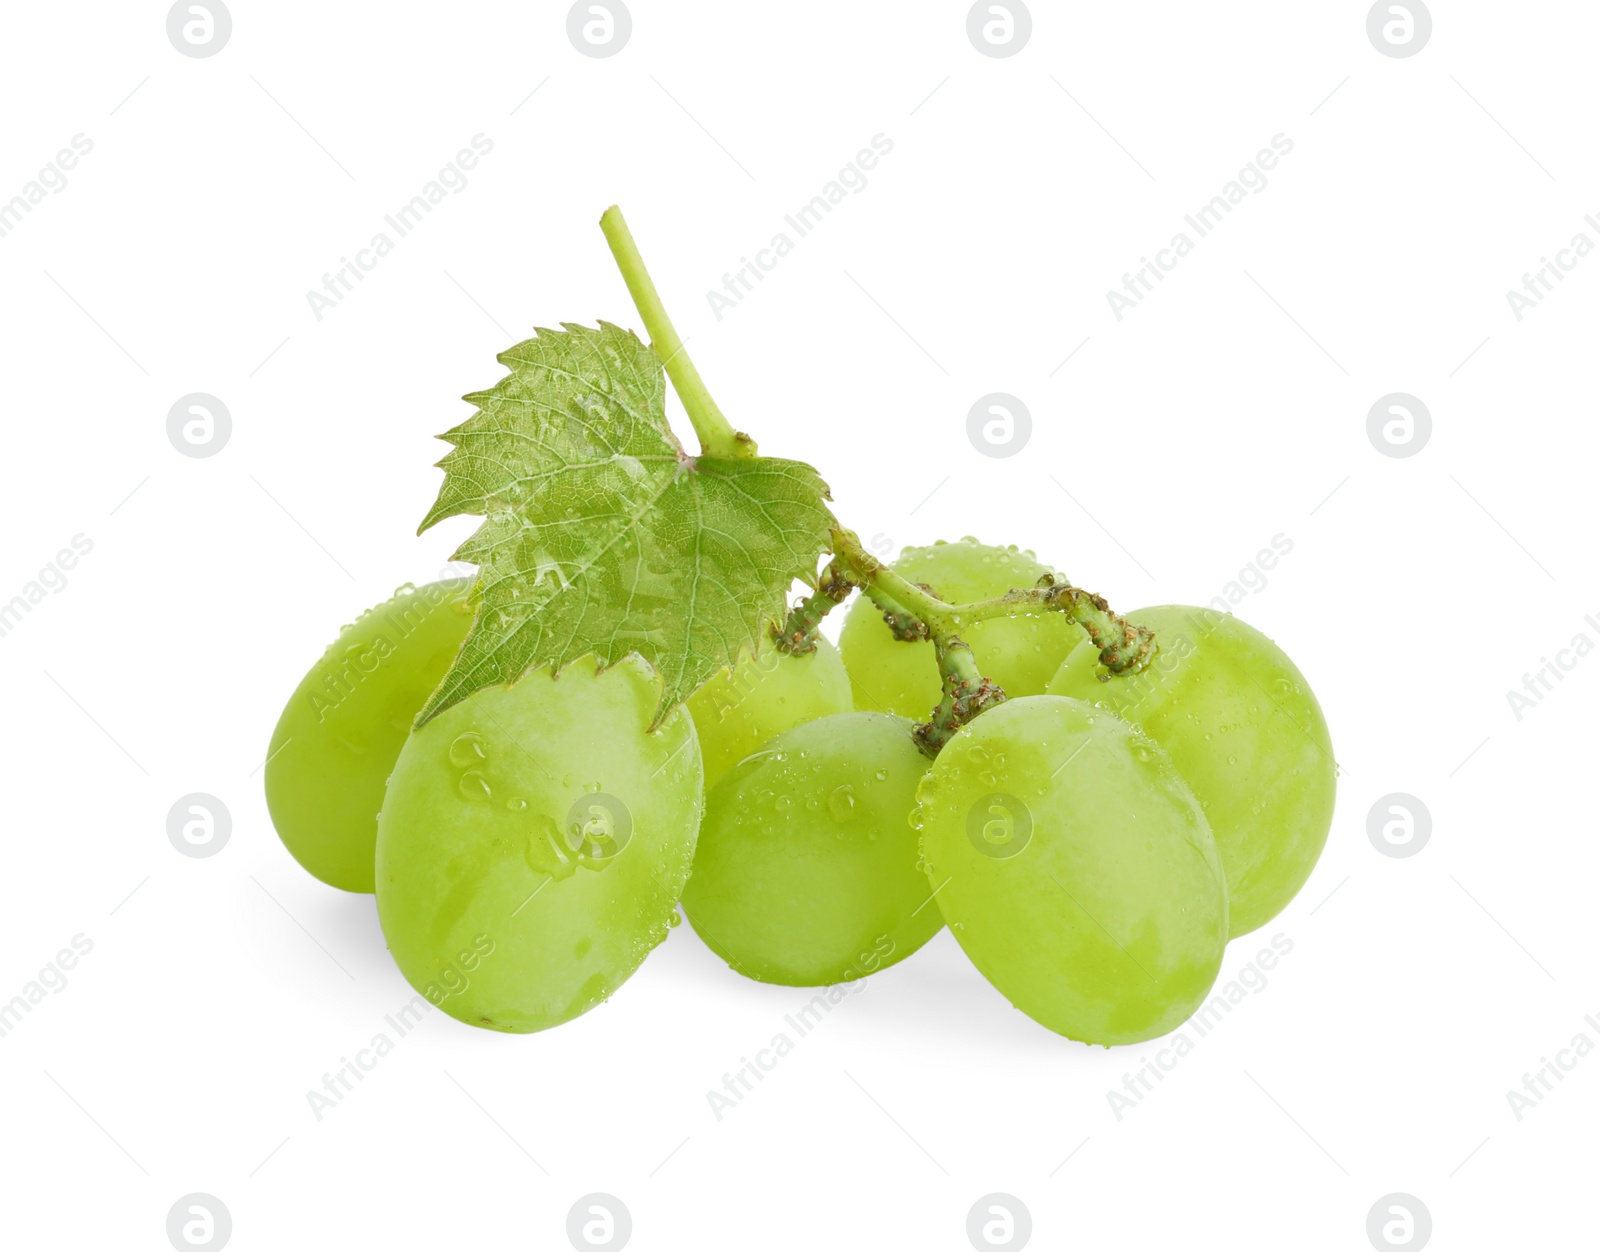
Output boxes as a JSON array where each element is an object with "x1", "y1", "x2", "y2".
[{"x1": 416, "y1": 321, "x2": 835, "y2": 726}]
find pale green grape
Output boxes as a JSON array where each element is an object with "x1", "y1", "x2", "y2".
[
  {"x1": 682, "y1": 712, "x2": 940, "y2": 986},
  {"x1": 839, "y1": 538, "x2": 1081, "y2": 719},
  {"x1": 1049, "y1": 633, "x2": 1103, "y2": 693},
  {"x1": 265, "y1": 579, "x2": 473, "y2": 893},
  {"x1": 916, "y1": 696, "x2": 1226, "y2": 1045},
  {"x1": 375, "y1": 655, "x2": 702, "y2": 1032},
  {"x1": 687, "y1": 634, "x2": 853, "y2": 788},
  {"x1": 1047, "y1": 606, "x2": 1335, "y2": 936}
]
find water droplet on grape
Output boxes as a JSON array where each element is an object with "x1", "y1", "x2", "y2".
[
  {"x1": 449, "y1": 732, "x2": 488, "y2": 767},
  {"x1": 505, "y1": 796, "x2": 528, "y2": 812},
  {"x1": 458, "y1": 770, "x2": 491, "y2": 800},
  {"x1": 827, "y1": 784, "x2": 857, "y2": 823}
]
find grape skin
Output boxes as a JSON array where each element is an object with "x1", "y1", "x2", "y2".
[
  {"x1": 916, "y1": 696, "x2": 1227, "y2": 1046},
  {"x1": 265, "y1": 579, "x2": 473, "y2": 893},
  {"x1": 1047, "y1": 606, "x2": 1336, "y2": 936},
  {"x1": 687, "y1": 634, "x2": 853, "y2": 788},
  {"x1": 839, "y1": 538, "x2": 1081, "y2": 719},
  {"x1": 682, "y1": 712, "x2": 942, "y2": 986},
  {"x1": 375, "y1": 655, "x2": 703, "y2": 1032}
]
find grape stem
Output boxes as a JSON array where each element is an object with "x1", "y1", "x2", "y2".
[
  {"x1": 818, "y1": 529, "x2": 1157, "y2": 753},
  {"x1": 597, "y1": 209, "x2": 1157, "y2": 754},
  {"x1": 599, "y1": 206, "x2": 757, "y2": 461},
  {"x1": 775, "y1": 563, "x2": 852, "y2": 654},
  {"x1": 827, "y1": 529, "x2": 1157, "y2": 678},
  {"x1": 915, "y1": 638, "x2": 1006, "y2": 755}
]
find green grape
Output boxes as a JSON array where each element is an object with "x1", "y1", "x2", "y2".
[
  {"x1": 682, "y1": 712, "x2": 941, "y2": 986},
  {"x1": 1046, "y1": 606, "x2": 1335, "y2": 937},
  {"x1": 1050, "y1": 633, "x2": 1103, "y2": 693},
  {"x1": 687, "y1": 634, "x2": 853, "y2": 788},
  {"x1": 265, "y1": 579, "x2": 474, "y2": 893},
  {"x1": 916, "y1": 696, "x2": 1226, "y2": 1046},
  {"x1": 375, "y1": 654, "x2": 703, "y2": 1032},
  {"x1": 839, "y1": 538, "x2": 1080, "y2": 719}
]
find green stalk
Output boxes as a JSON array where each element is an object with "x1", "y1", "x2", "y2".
[
  {"x1": 599, "y1": 206, "x2": 756, "y2": 460},
  {"x1": 831, "y1": 529, "x2": 1156, "y2": 677},
  {"x1": 913, "y1": 638, "x2": 1005, "y2": 756},
  {"x1": 775, "y1": 563, "x2": 852, "y2": 654}
]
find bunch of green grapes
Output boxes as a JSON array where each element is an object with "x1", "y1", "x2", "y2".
[
  {"x1": 839, "y1": 538, "x2": 1082, "y2": 718},
  {"x1": 261, "y1": 210, "x2": 1337, "y2": 1049},
  {"x1": 264, "y1": 562, "x2": 1334, "y2": 1046}
]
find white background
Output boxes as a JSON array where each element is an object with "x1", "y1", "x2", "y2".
[{"x1": 0, "y1": 2, "x2": 1594, "y2": 1249}]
